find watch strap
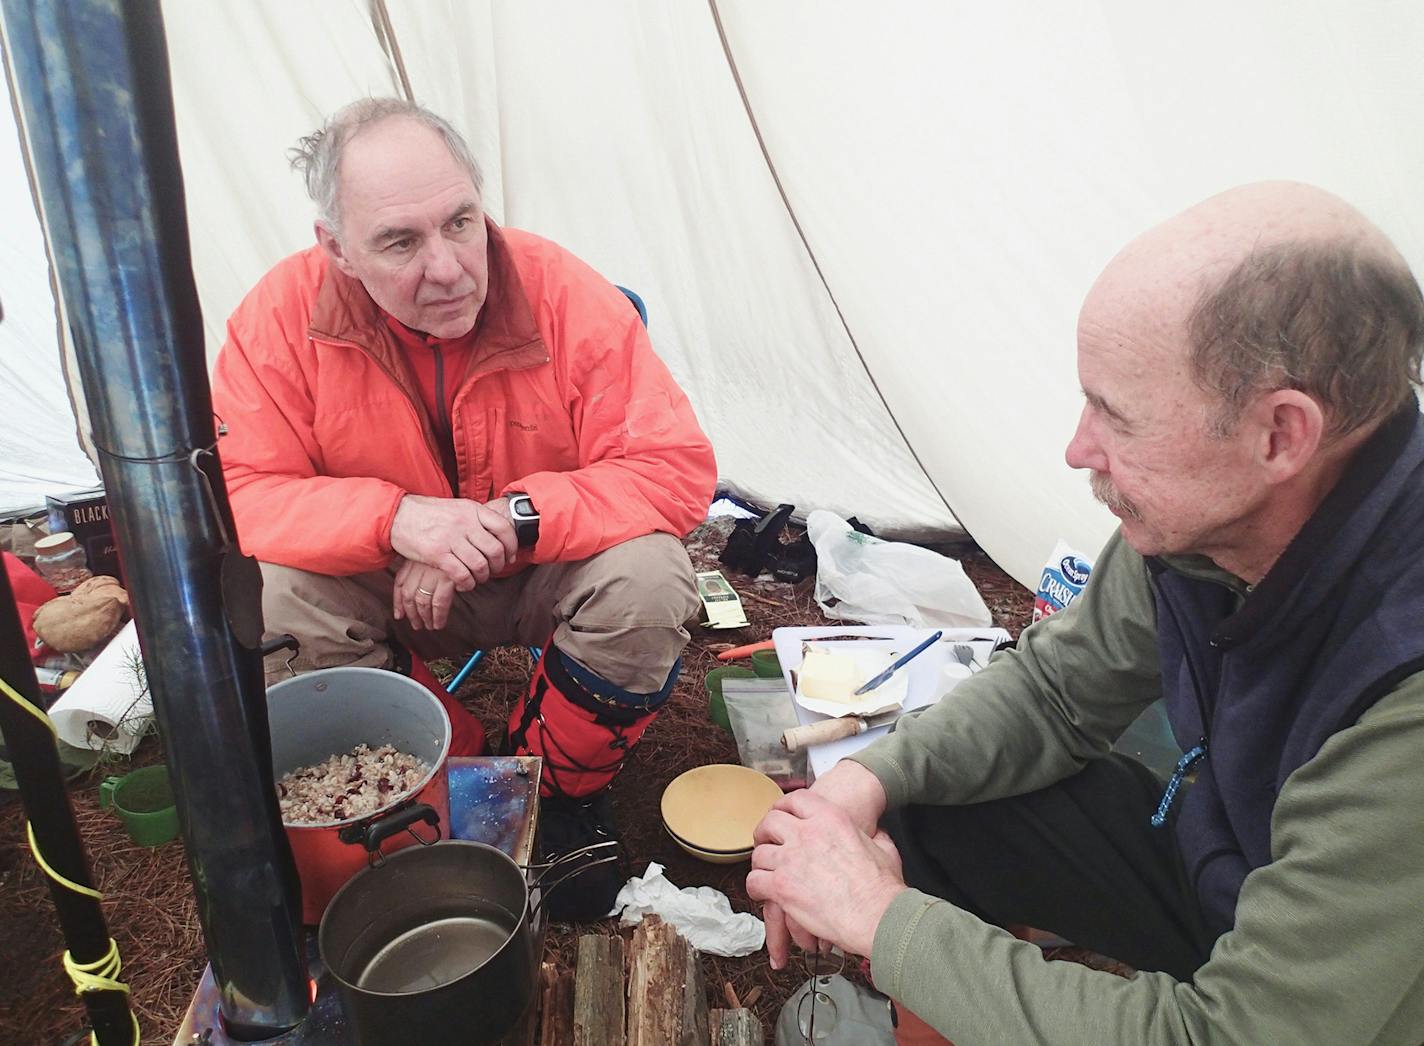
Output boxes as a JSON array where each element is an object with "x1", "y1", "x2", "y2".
[{"x1": 508, "y1": 493, "x2": 540, "y2": 548}]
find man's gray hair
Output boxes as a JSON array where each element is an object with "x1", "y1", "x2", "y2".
[
  {"x1": 1188, "y1": 240, "x2": 1424, "y2": 439},
  {"x1": 288, "y1": 98, "x2": 484, "y2": 236}
]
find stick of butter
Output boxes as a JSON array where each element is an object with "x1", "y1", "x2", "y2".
[{"x1": 798, "y1": 650, "x2": 864, "y2": 703}]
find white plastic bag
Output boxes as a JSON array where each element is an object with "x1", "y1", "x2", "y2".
[{"x1": 806, "y1": 510, "x2": 992, "y2": 628}]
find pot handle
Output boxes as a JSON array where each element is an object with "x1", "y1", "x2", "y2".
[
  {"x1": 259, "y1": 634, "x2": 301, "y2": 678},
  {"x1": 338, "y1": 802, "x2": 442, "y2": 858},
  {"x1": 526, "y1": 841, "x2": 623, "y2": 919},
  {"x1": 524, "y1": 839, "x2": 622, "y2": 880}
]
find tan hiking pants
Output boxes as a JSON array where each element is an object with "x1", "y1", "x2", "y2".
[{"x1": 259, "y1": 533, "x2": 699, "y2": 693}]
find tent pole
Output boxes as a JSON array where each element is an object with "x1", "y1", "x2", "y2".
[
  {"x1": 0, "y1": 1, "x2": 309, "y2": 1038},
  {"x1": 0, "y1": 569, "x2": 136, "y2": 1045}
]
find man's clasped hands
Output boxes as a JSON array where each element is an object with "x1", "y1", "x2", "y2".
[{"x1": 747, "y1": 759, "x2": 909, "y2": 968}]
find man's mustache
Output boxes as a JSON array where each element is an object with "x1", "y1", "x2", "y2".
[{"x1": 1090, "y1": 471, "x2": 1143, "y2": 521}]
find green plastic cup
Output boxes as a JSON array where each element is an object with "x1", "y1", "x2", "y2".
[
  {"x1": 750, "y1": 649, "x2": 783, "y2": 678},
  {"x1": 99, "y1": 765, "x2": 178, "y2": 847},
  {"x1": 704, "y1": 665, "x2": 756, "y2": 732}
]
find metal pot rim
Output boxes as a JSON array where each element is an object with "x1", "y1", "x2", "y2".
[
  {"x1": 270, "y1": 666, "x2": 451, "y2": 829},
  {"x1": 319, "y1": 841, "x2": 530, "y2": 998}
]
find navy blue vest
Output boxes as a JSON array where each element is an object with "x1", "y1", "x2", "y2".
[{"x1": 1150, "y1": 406, "x2": 1424, "y2": 934}]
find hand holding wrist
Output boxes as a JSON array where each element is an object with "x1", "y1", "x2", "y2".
[
  {"x1": 748, "y1": 790, "x2": 906, "y2": 963},
  {"x1": 810, "y1": 759, "x2": 888, "y2": 834},
  {"x1": 388, "y1": 493, "x2": 517, "y2": 589}
]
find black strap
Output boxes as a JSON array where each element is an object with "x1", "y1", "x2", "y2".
[{"x1": 509, "y1": 671, "x2": 547, "y2": 753}]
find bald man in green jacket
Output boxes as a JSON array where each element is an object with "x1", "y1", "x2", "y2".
[{"x1": 749, "y1": 182, "x2": 1424, "y2": 1045}]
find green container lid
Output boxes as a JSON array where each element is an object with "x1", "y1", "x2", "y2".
[{"x1": 703, "y1": 665, "x2": 756, "y2": 732}]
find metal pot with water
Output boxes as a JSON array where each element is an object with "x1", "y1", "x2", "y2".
[{"x1": 319, "y1": 839, "x2": 618, "y2": 1045}]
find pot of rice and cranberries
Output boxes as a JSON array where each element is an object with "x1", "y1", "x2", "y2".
[{"x1": 266, "y1": 666, "x2": 451, "y2": 924}]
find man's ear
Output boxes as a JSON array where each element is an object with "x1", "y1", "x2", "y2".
[
  {"x1": 315, "y1": 221, "x2": 358, "y2": 278},
  {"x1": 1252, "y1": 390, "x2": 1325, "y2": 484}
]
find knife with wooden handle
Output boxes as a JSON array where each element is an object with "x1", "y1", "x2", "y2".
[{"x1": 781, "y1": 709, "x2": 901, "y2": 752}]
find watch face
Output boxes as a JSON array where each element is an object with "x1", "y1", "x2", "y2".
[{"x1": 509, "y1": 495, "x2": 539, "y2": 547}]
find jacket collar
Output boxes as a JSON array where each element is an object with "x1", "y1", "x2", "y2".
[
  {"x1": 306, "y1": 218, "x2": 549, "y2": 379},
  {"x1": 1152, "y1": 405, "x2": 1424, "y2": 648}
]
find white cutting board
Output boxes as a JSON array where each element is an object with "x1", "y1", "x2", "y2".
[{"x1": 773, "y1": 625, "x2": 1012, "y2": 781}]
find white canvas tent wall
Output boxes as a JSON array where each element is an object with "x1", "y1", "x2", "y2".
[
  {"x1": 4, "y1": 1, "x2": 1423, "y2": 590},
  {"x1": 0, "y1": 73, "x2": 99, "y2": 506}
]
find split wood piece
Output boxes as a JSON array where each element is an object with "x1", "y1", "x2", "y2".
[
  {"x1": 627, "y1": 915, "x2": 683, "y2": 1046},
  {"x1": 680, "y1": 940, "x2": 709, "y2": 1046},
  {"x1": 539, "y1": 962, "x2": 574, "y2": 1046},
  {"x1": 575, "y1": 934, "x2": 626, "y2": 1046},
  {"x1": 709, "y1": 1008, "x2": 764, "y2": 1045}
]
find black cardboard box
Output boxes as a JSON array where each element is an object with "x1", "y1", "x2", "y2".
[{"x1": 45, "y1": 486, "x2": 122, "y2": 579}]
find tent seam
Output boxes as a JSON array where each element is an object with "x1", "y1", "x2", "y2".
[
  {"x1": 704, "y1": 0, "x2": 964, "y2": 533},
  {"x1": 368, "y1": 0, "x2": 415, "y2": 103}
]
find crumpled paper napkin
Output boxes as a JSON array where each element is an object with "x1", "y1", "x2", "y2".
[{"x1": 611, "y1": 862, "x2": 765, "y2": 957}]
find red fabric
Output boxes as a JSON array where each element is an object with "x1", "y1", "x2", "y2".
[
  {"x1": 865, "y1": 955, "x2": 955, "y2": 1045},
  {"x1": 893, "y1": 1003, "x2": 956, "y2": 1045},
  {"x1": 211, "y1": 219, "x2": 716, "y2": 576},
  {"x1": 4, "y1": 552, "x2": 58, "y2": 662},
  {"x1": 506, "y1": 647, "x2": 659, "y2": 798},
  {"x1": 406, "y1": 656, "x2": 486, "y2": 756},
  {"x1": 384, "y1": 314, "x2": 477, "y2": 439}
]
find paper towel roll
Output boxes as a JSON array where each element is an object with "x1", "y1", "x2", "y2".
[{"x1": 48, "y1": 621, "x2": 152, "y2": 754}]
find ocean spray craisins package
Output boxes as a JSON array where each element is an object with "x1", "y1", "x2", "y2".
[{"x1": 1032, "y1": 540, "x2": 1094, "y2": 622}]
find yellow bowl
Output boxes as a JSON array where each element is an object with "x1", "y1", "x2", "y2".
[
  {"x1": 666, "y1": 829, "x2": 753, "y2": 865},
  {"x1": 660, "y1": 763, "x2": 783, "y2": 856}
]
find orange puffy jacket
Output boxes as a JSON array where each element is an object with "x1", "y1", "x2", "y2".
[{"x1": 211, "y1": 223, "x2": 716, "y2": 576}]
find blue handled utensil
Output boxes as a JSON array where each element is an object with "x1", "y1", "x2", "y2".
[{"x1": 853, "y1": 630, "x2": 944, "y2": 695}]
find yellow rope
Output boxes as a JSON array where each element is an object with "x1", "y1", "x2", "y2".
[
  {"x1": 63, "y1": 937, "x2": 129, "y2": 994},
  {"x1": 87, "y1": 1010, "x2": 141, "y2": 1046},
  {"x1": 26, "y1": 820, "x2": 102, "y2": 900},
  {"x1": 3, "y1": 674, "x2": 140, "y2": 1043},
  {"x1": 64, "y1": 935, "x2": 142, "y2": 1045},
  {"x1": 0, "y1": 671, "x2": 58, "y2": 737}
]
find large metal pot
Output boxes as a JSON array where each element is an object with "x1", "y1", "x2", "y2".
[
  {"x1": 318, "y1": 840, "x2": 618, "y2": 1046},
  {"x1": 266, "y1": 667, "x2": 451, "y2": 924}
]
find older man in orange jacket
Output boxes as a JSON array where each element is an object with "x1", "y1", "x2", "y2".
[{"x1": 211, "y1": 99, "x2": 716, "y2": 787}]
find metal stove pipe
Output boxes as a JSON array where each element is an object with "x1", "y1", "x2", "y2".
[{"x1": 0, "y1": 1, "x2": 309, "y2": 1037}]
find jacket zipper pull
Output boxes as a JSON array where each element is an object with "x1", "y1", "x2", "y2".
[{"x1": 1150, "y1": 738, "x2": 1208, "y2": 828}]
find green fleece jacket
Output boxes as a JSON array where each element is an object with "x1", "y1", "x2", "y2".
[{"x1": 851, "y1": 531, "x2": 1424, "y2": 1045}]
